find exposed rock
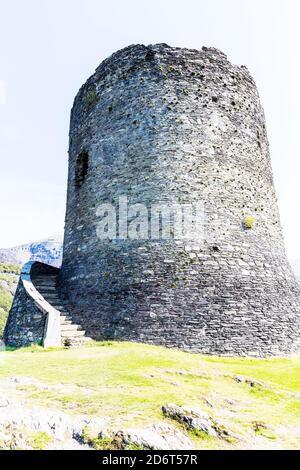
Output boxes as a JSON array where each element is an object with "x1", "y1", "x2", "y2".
[
  {"x1": 0, "y1": 398, "x2": 9, "y2": 408},
  {"x1": 0, "y1": 384, "x2": 192, "y2": 450},
  {"x1": 162, "y1": 403, "x2": 218, "y2": 436},
  {"x1": 116, "y1": 422, "x2": 192, "y2": 450},
  {"x1": 162, "y1": 403, "x2": 236, "y2": 441},
  {"x1": 234, "y1": 375, "x2": 266, "y2": 388},
  {"x1": 0, "y1": 423, "x2": 30, "y2": 450},
  {"x1": 0, "y1": 395, "x2": 104, "y2": 449}
]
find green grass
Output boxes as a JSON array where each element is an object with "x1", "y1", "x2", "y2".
[
  {"x1": 0, "y1": 288, "x2": 12, "y2": 333},
  {"x1": 0, "y1": 263, "x2": 21, "y2": 275},
  {"x1": 26, "y1": 431, "x2": 52, "y2": 450},
  {"x1": 0, "y1": 263, "x2": 20, "y2": 337},
  {"x1": 1, "y1": 342, "x2": 300, "y2": 449}
]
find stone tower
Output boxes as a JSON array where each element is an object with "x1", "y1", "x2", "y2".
[{"x1": 56, "y1": 44, "x2": 300, "y2": 356}]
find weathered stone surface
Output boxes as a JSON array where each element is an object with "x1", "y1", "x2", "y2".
[
  {"x1": 162, "y1": 403, "x2": 237, "y2": 441},
  {"x1": 4, "y1": 44, "x2": 300, "y2": 355},
  {"x1": 4, "y1": 262, "x2": 61, "y2": 347},
  {"x1": 55, "y1": 43, "x2": 300, "y2": 356},
  {"x1": 0, "y1": 398, "x2": 101, "y2": 450},
  {"x1": 234, "y1": 375, "x2": 266, "y2": 388},
  {"x1": 4, "y1": 262, "x2": 91, "y2": 348},
  {"x1": 4, "y1": 278, "x2": 47, "y2": 347},
  {"x1": 115, "y1": 422, "x2": 192, "y2": 450},
  {"x1": 162, "y1": 403, "x2": 218, "y2": 436}
]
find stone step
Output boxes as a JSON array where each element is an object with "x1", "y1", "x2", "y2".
[
  {"x1": 60, "y1": 315, "x2": 72, "y2": 322},
  {"x1": 61, "y1": 329, "x2": 86, "y2": 337},
  {"x1": 60, "y1": 319, "x2": 73, "y2": 326},
  {"x1": 32, "y1": 276, "x2": 56, "y2": 284},
  {"x1": 45, "y1": 305, "x2": 69, "y2": 315},
  {"x1": 42, "y1": 296, "x2": 65, "y2": 303},
  {"x1": 34, "y1": 274, "x2": 57, "y2": 277},
  {"x1": 47, "y1": 303, "x2": 68, "y2": 309},
  {"x1": 44, "y1": 301, "x2": 65, "y2": 308},
  {"x1": 34, "y1": 285, "x2": 56, "y2": 291},
  {"x1": 61, "y1": 324, "x2": 82, "y2": 332},
  {"x1": 40, "y1": 291, "x2": 61, "y2": 297},
  {"x1": 32, "y1": 274, "x2": 92, "y2": 347},
  {"x1": 51, "y1": 304, "x2": 69, "y2": 311},
  {"x1": 35, "y1": 287, "x2": 57, "y2": 293},
  {"x1": 62, "y1": 336, "x2": 93, "y2": 347}
]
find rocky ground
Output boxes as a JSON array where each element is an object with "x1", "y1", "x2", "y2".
[
  {"x1": 0, "y1": 377, "x2": 192, "y2": 450},
  {"x1": 1, "y1": 343, "x2": 300, "y2": 450},
  {"x1": 0, "y1": 376, "x2": 289, "y2": 450}
]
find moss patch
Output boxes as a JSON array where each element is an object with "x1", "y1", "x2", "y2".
[
  {"x1": 26, "y1": 431, "x2": 52, "y2": 450},
  {"x1": 85, "y1": 86, "x2": 99, "y2": 108},
  {"x1": 243, "y1": 216, "x2": 256, "y2": 229}
]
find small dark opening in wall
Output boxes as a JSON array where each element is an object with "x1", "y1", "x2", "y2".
[
  {"x1": 145, "y1": 49, "x2": 155, "y2": 61},
  {"x1": 75, "y1": 151, "x2": 89, "y2": 189}
]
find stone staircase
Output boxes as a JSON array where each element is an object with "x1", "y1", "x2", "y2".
[{"x1": 32, "y1": 272, "x2": 93, "y2": 347}]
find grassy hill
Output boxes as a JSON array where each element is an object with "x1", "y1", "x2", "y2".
[
  {"x1": 1, "y1": 342, "x2": 300, "y2": 449},
  {"x1": 0, "y1": 263, "x2": 21, "y2": 337}
]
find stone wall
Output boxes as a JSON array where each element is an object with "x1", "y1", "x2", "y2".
[
  {"x1": 4, "y1": 262, "x2": 60, "y2": 348},
  {"x1": 58, "y1": 44, "x2": 300, "y2": 356}
]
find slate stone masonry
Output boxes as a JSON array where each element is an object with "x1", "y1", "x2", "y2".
[
  {"x1": 3, "y1": 278, "x2": 46, "y2": 347},
  {"x1": 4, "y1": 263, "x2": 59, "y2": 347},
  {"x1": 57, "y1": 44, "x2": 300, "y2": 356}
]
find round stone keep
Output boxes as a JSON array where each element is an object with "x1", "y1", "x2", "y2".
[{"x1": 58, "y1": 44, "x2": 300, "y2": 356}]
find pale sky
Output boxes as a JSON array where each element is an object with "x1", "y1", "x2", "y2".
[{"x1": 0, "y1": 0, "x2": 299, "y2": 258}]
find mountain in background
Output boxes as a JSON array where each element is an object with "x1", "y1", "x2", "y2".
[
  {"x1": 290, "y1": 259, "x2": 300, "y2": 285},
  {"x1": 0, "y1": 235, "x2": 63, "y2": 335},
  {"x1": 0, "y1": 235, "x2": 63, "y2": 268}
]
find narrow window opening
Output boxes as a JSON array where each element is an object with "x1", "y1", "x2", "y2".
[{"x1": 75, "y1": 151, "x2": 89, "y2": 189}]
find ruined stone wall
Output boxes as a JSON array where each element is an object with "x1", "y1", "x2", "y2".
[
  {"x1": 59, "y1": 44, "x2": 300, "y2": 356},
  {"x1": 4, "y1": 262, "x2": 59, "y2": 347},
  {"x1": 4, "y1": 279, "x2": 46, "y2": 347}
]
